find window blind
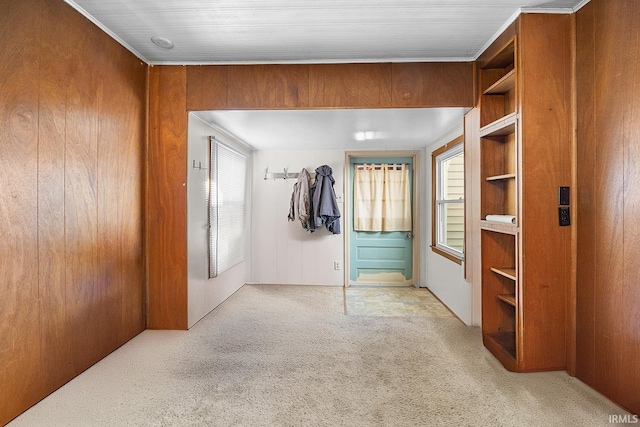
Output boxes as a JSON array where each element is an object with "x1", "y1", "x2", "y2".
[{"x1": 209, "y1": 138, "x2": 247, "y2": 278}]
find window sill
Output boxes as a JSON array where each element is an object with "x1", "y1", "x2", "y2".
[{"x1": 430, "y1": 246, "x2": 463, "y2": 265}]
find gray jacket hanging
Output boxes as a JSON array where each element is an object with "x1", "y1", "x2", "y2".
[
  {"x1": 288, "y1": 168, "x2": 313, "y2": 231},
  {"x1": 311, "y1": 165, "x2": 341, "y2": 234}
]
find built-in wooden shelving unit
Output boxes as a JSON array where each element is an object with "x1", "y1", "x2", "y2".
[{"x1": 478, "y1": 14, "x2": 571, "y2": 373}]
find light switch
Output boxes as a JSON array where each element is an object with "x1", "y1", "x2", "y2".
[{"x1": 558, "y1": 186, "x2": 570, "y2": 206}]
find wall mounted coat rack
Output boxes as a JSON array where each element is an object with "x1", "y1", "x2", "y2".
[{"x1": 263, "y1": 167, "x2": 315, "y2": 180}]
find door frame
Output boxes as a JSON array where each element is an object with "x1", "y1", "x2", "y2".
[{"x1": 343, "y1": 150, "x2": 421, "y2": 288}]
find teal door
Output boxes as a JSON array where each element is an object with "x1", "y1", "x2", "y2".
[{"x1": 349, "y1": 157, "x2": 413, "y2": 285}]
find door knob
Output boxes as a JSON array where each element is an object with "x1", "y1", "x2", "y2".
[{"x1": 406, "y1": 232, "x2": 413, "y2": 239}]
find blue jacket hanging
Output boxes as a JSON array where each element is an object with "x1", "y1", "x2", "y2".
[{"x1": 310, "y1": 165, "x2": 341, "y2": 234}]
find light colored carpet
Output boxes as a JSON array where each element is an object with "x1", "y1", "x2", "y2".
[{"x1": 9, "y1": 285, "x2": 629, "y2": 427}]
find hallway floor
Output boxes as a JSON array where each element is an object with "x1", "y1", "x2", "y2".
[{"x1": 344, "y1": 286, "x2": 455, "y2": 318}]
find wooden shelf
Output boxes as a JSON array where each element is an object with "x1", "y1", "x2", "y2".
[
  {"x1": 480, "y1": 112, "x2": 517, "y2": 137},
  {"x1": 490, "y1": 331, "x2": 516, "y2": 357},
  {"x1": 480, "y1": 220, "x2": 518, "y2": 235},
  {"x1": 480, "y1": 17, "x2": 571, "y2": 374},
  {"x1": 484, "y1": 40, "x2": 515, "y2": 69},
  {"x1": 491, "y1": 267, "x2": 516, "y2": 281},
  {"x1": 497, "y1": 294, "x2": 517, "y2": 307},
  {"x1": 483, "y1": 69, "x2": 516, "y2": 95},
  {"x1": 486, "y1": 173, "x2": 516, "y2": 182},
  {"x1": 483, "y1": 332, "x2": 517, "y2": 371}
]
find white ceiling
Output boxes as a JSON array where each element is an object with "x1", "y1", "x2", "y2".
[
  {"x1": 66, "y1": 0, "x2": 586, "y2": 150},
  {"x1": 66, "y1": 0, "x2": 585, "y2": 64},
  {"x1": 194, "y1": 108, "x2": 469, "y2": 150}
]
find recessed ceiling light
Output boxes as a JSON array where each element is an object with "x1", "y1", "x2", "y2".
[
  {"x1": 151, "y1": 36, "x2": 174, "y2": 50},
  {"x1": 354, "y1": 131, "x2": 376, "y2": 142}
]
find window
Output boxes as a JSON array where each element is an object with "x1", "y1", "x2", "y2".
[
  {"x1": 431, "y1": 136, "x2": 464, "y2": 263},
  {"x1": 209, "y1": 137, "x2": 247, "y2": 278}
]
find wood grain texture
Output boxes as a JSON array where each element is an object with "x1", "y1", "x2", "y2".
[
  {"x1": 187, "y1": 65, "x2": 228, "y2": 111},
  {"x1": 227, "y1": 64, "x2": 310, "y2": 109},
  {"x1": 575, "y1": 1, "x2": 596, "y2": 386},
  {"x1": 64, "y1": 2, "x2": 102, "y2": 375},
  {"x1": 0, "y1": 0, "x2": 147, "y2": 423},
  {"x1": 96, "y1": 27, "x2": 146, "y2": 349},
  {"x1": 518, "y1": 13, "x2": 572, "y2": 372},
  {"x1": 147, "y1": 66, "x2": 188, "y2": 330},
  {"x1": 566, "y1": 14, "x2": 578, "y2": 377},
  {"x1": 391, "y1": 62, "x2": 474, "y2": 107},
  {"x1": 575, "y1": 0, "x2": 640, "y2": 415},
  {"x1": 184, "y1": 62, "x2": 474, "y2": 111},
  {"x1": 618, "y1": 0, "x2": 640, "y2": 413},
  {"x1": 37, "y1": 0, "x2": 73, "y2": 394},
  {"x1": 309, "y1": 63, "x2": 392, "y2": 108},
  {"x1": 0, "y1": 0, "x2": 44, "y2": 421}
]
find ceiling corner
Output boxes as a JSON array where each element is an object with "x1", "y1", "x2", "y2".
[{"x1": 63, "y1": 0, "x2": 150, "y2": 64}]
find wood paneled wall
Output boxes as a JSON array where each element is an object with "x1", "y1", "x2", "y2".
[
  {"x1": 147, "y1": 66, "x2": 188, "y2": 330},
  {"x1": 0, "y1": 0, "x2": 147, "y2": 424},
  {"x1": 184, "y1": 62, "x2": 474, "y2": 111},
  {"x1": 519, "y1": 13, "x2": 573, "y2": 372},
  {"x1": 149, "y1": 61, "x2": 475, "y2": 329},
  {"x1": 576, "y1": 0, "x2": 640, "y2": 415}
]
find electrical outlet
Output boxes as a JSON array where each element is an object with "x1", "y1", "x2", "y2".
[
  {"x1": 333, "y1": 261, "x2": 341, "y2": 270},
  {"x1": 559, "y1": 207, "x2": 571, "y2": 226}
]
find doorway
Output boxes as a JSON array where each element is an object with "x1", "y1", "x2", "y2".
[{"x1": 346, "y1": 152, "x2": 419, "y2": 287}]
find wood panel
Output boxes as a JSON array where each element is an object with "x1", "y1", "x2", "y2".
[
  {"x1": 147, "y1": 66, "x2": 188, "y2": 330},
  {"x1": 96, "y1": 23, "x2": 146, "y2": 350},
  {"x1": 184, "y1": 62, "x2": 475, "y2": 111},
  {"x1": 391, "y1": 62, "x2": 474, "y2": 107},
  {"x1": 64, "y1": 1, "x2": 102, "y2": 375},
  {"x1": 37, "y1": 0, "x2": 76, "y2": 394},
  {"x1": 227, "y1": 64, "x2": 310, "y2": 109},
  {"x1": 593, "y1": 0, "x2": 639, "y2": 414},
  {"x1": 519, "y1": 13, "x2": 572, "y2": 371},
  {"x1": 117, "y1": 54, "x2": 147, "y2": 344},
  {"x1": 309, "y1": 63, "x2": 392, "y2": 108},
  {"x1": 576, "y1": 0, "x2": 640, "y2": 415},
  {"x1": 618, "y1": 0, "x2": 640, "y2": 413},
  {"x1": 187, "y1": 65, "x2": 228, "y2": 111},
  {"x1": 575, "y1": 0, "x2": 597, "y2": 387},
  {"x1": 0, "y1": 0, "x2": 44, "y2": 421},
  {"x1": 0, "y1": 0, "x2": 147, "y2": 424},
  {"x1": 566, "y1": 12, "x2": 578, "y2": 378}
]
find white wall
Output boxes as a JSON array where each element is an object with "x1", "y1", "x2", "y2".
[
  {"x1": 251, "y1": 150, "x2": 345, "y2": 286},
  {"x1": 187, "y1": 114, "x2": 253, "y2": 328},
  {"x1": 424, "y1": 125, "x2": 473, "y2": 325}
]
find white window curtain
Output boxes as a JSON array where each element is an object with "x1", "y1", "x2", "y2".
[
  {"x1": 353, "y1": 164, "x2": 412, "y2": 231},
  {"x1": 209, "y1": 137, "x2": 247, "y2": 278}
]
